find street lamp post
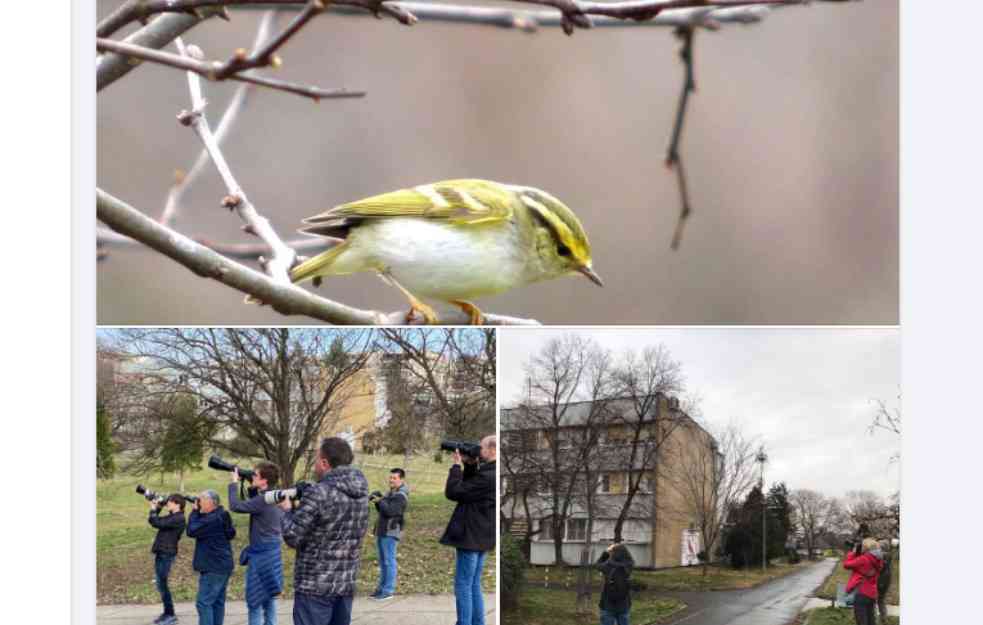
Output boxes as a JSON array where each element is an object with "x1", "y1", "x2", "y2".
[{"x1": 756, "y1": 446, "x2": 768, "y2": 572}]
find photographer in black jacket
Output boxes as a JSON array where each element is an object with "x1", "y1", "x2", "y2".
[
  {"x1": 440, "y1": 435, "x2": 496, "y2": 625},
  {"x1": 148, "y1": 494, "x2": 187, "y2": 625}
]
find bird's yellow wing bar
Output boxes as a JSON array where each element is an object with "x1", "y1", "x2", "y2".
[{"x1": 302, "y1": 179, "x2": 516, "y2": 227}]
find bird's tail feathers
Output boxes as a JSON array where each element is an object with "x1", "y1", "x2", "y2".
[{"x1": 290, "y1": 242, "x2": 347, "y2": 284}]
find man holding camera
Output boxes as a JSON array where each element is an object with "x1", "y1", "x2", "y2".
[
  {"x1": 279, "y1": 437, "x2": 369, "y2": 625},
  {"x1": 440, "y1": 435, "x2": 496, "y2": 625},
  {"x1": 187, "y1": 490, "x2": 237, "y2": 625},
  {"x1": 368, "y1": 468, "x2": 410, "y2": 601},
  {"x1": 229, "y1": 463, "x2": 285, "y2": 625},
  {"x1": 148, "y1": 494, "x2": 187, "y2": 625}
]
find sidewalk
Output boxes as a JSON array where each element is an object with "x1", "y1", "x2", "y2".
[
  {"x1": 97, "y1": 593, "x2": 495, "y2": 625},
  {"x1": 801, "y1": 596, "x2": 900, "y2": 616}
]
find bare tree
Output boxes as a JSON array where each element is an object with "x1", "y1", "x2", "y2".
[
  {"x1": 502, "y1": 334, "x2": 615, "y2": 567},
  {"x1": 376, "y1": 329, "x2": 496, "y2": 443},
  {"x1": 664, "y1": 421, "x2": 760, "y2": 575},
  {"x1": 869, "y1": 394, "x2": 901, "y2": 464},
  {"x1": 790, "y1": 489, "x2": 839, "y2": 560},
  {"x1": 104, "y1": 328, "x2": 372, "y2": 485},
  {"x1": 843, "y1": 490, "x2": 899, "y2": 539},
  {"x1": 608, "y1": 345, "x2": 685, "y2": 543}
]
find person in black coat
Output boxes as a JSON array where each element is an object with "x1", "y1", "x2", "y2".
[
  {"x1": 595, "y1": 543, "x2": 635, "y2": 625},
  {"x1": 440, "y1": 435, "x2": 496, "y2": 625},
  {"x1": 148, "y1": 494, "x2": 187, "y2": 625}
]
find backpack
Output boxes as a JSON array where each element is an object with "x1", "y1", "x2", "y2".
[{"x1": 606, "y1": 566, "x2": 630, "y2": 606}]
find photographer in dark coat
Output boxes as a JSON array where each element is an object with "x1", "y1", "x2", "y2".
[
  {"x1": 148, "y1": 494, "x2": 187, "y2": 625},
  {"x1": 595, "y1": 543, "x2": 635, "y2": 625},
  {"x1": 187, "y1": 490, "x2": 237, "y2": 625},
  {"x1": 440, "y1": 435, "x2": 496, "y2": 625},
  {"x1": 279, "y1": 437, "x2": 369, "y2": 625},
  {"x1": 228, "y1": 463, "x2": 285, "y2": 625},
  {"x1": 368, "y1": 468, "x2": 410, "y2": 601}
]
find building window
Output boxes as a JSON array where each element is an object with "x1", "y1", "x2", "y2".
[
  {"x1": 598, "y1": 472, "x2": 625, "y2": 494},
  {"x1": 538, "y1": 517, "x2": 588, "y2": 543},
  {"x1": 566, "y1": 518, "x2": 587, "y2": 542}
]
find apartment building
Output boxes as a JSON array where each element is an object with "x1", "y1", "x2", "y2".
[{"x1": 501, "y1": 394, "x2": 717, "y2": 569}]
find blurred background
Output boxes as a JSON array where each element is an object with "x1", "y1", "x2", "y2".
[{"x1": 97, "y1": 0, "x2": 898, "y2": 325}]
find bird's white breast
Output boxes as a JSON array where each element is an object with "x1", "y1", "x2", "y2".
[{"x1": 350, "y1": 218, "x2": 528, "y2": 301}]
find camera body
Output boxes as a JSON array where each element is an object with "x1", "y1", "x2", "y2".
[
  {"x1": 208, "y1": 454, "x2": 256, "y2": 481},
  {"x1": 440, "y1": 439, "x2": 482, "y2": 459},
  {"x1": 263, "y1": 481, "x2": 313, "y2": 504},
  {"x1": 369, "y1": 490, "x2": 384, "y2": 502}
]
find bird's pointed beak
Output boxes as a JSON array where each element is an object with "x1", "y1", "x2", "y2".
[{"x1": 578, "y1": 265, "x2": 604, "y2": 287}]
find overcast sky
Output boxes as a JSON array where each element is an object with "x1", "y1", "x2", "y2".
[{"x1": 499, "y1": 327, "x2": 900, "y2": 500}]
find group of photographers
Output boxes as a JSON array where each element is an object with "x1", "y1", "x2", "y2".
[{"x1": 143, "y1": 434, "x2": 495, "y2": 625}]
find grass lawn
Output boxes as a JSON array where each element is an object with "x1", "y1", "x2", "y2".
[
  {"x1": 801, "y1": 607, "x2": 899, "y2": 625},
  {"x1": 504, "y1": 586, "x2": 685, "y2": 625},
  {"x1": 815, "y1": 553, "x2": 900, "y2": 606},
  {"x1": 97, "y1": 455, "x2": 495, "y2": 604},
  {"x1": 524, "y1": 559, "x2": 809, "y2": 592}
]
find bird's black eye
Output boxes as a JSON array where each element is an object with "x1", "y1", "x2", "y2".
[{"x1": 557, "y1": 244, "x2": 571, "y2": 257}]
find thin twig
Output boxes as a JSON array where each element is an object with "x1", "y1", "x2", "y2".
[
  {"x1": 97, "y1": 9, "x2": 227, "y2": 91},
  {"x1": 175, "y1": 39, "x2": 298, "y2": 284},
  {"x1": 97, "y1": 188, "x2": 541, "y2": 325},
  {"x1": 666, "y1": 26, "x2": 695, "y2": 251},
  {"x1": 215, "y1": 0, "x2": 326, "y2": 77},
  {"x1": 96, "y1": 37, "x2": 365, "y2": 101},
  {"x1": 159, "y1": 10, "x2": 279, "y2": 228}
]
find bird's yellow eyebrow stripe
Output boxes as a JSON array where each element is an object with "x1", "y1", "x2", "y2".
[{"x1": 519, "y1": 193, "x2": 550, "y2": 216}]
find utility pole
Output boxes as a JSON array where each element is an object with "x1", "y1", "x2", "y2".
[{"x1": 756, "y1": 446, "x2": 768, "y2": 572}]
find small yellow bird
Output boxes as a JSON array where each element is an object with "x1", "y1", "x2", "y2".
[{"x1": 290, "y1": 179, "x2": 602, "y2": 324}]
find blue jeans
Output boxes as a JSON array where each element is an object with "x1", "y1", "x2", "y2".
[
  {"x1": 155, "y1": 553, "x2": 176, "y2": 616},
  {"x1": 376, "y1": 536, "x2": 399, "y2": 595},
  {"x1": 293, "y1": 593, "x2": 353, "y2": 625},
  {"x1": 600, "y1": 609, "x2": 630, "y2": 625},
  {"x1": 453, "y1": 549, "x2": 487, "y2": 625},
  {"x1": 196, "y1": 572, "x2": 231, "y2": 625},
  {"x1": 247, "y1": 596, "x2": 277, "y2": 625}
]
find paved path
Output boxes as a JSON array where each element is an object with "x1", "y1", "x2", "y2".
[
  {"x1": 659, "y1": 559, "x2": 838, "y2": 625},
  {"x1": 801, "y1": 596, "x2": 900, "y2": 616},
  {"x1": 97, "y1": 593, "x2": 495, "y2": 625}
]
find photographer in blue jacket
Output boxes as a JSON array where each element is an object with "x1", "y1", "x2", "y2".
[
  {"x1": 229, "y1": 463, "x2": 285, "y2": 625},
  {"x1": 187, "y1": 490, "x2": 237, "y2": 625}
]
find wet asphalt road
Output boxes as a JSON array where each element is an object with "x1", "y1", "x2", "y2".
[{"x1": 660, "y1": 558, "x2": 838, "y2": 625}]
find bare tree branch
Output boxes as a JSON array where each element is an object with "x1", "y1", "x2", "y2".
[
  {"x1": 161, "y1": 10, "x2": 278, "y2": 229},
  {"x1": 96, "y1": 37, "x2": 365, "y2": 100},
  {"x1": 97, "y1": 9, "x2": 228, "y2": 91},
  {"x1": 97, "y1": 0, "x2": 419, "y2": 39},
  {"x1": 98, "y1": 1, "x2": 840, "y2": 39},
  {"x1": 172, "y1": 39, "x2": 299, "y2": 284},
  {"x1": 97, "y1": 188, "x2": 542, "y2": 325},
  {"x1": 667, "y1": 26, "x2": 695, "y2": 250}
]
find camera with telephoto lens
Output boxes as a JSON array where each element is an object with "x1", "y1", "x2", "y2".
[
  {"x1": 440, "y1": 440, "x2": 482, "y2": 459},
  {"x1": 263, "y1": 481, "x2": 313, "y2": 504},
  {"x1": 208, "y1": 455, "x2": 256, "y2": 481},
  {"x1": 137, "y1": 485, "x2": 196, "y2": 506},
  {"x1": 136, "y1": 484, "x2": 166, "y2": 504}
]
